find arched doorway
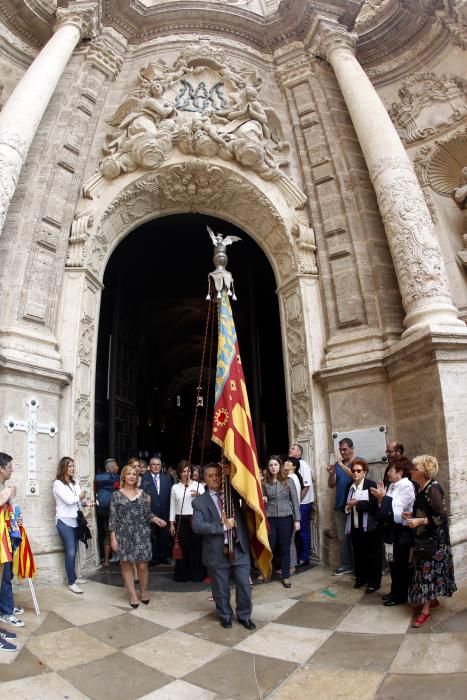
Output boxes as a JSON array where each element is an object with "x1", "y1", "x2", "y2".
[{"x1": 94, "y1": 213, "x2": 288, "y2": 470}]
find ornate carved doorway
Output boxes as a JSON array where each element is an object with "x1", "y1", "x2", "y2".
[{"x1": 94, "y1": 213, "x2": 288, "y2": 469}]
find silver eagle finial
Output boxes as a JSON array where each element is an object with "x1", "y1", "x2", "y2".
[{"x1": 206, "y1": 225, "x2": 241, "y2": 300}]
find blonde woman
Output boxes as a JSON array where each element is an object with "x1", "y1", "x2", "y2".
[
  {"x1": 404, "y1": 455, "x2": 457, "y2": 628},
  {"x1": 109, "y1": 465, "x2": 167, "y2": 607}
]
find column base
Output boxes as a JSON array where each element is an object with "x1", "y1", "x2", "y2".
[{"x1": 402, "y1": 302, "x2": 466, "y2": 338}]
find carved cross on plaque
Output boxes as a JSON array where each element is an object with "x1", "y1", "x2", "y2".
[{"x1": 4, "y1": 397, "x2": 58, "y2": 496}]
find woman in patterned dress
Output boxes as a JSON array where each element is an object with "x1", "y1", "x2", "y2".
[
  {"x1": 109, "y1": 464, "x2": 167, "y2": 608},
  {"x1": 404, "y1": 455, "x2": 457, "y2": 628}
]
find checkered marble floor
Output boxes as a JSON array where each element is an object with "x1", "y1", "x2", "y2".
[{"x1": 2, "y1": 565, "x2": 467, "y2": 699}]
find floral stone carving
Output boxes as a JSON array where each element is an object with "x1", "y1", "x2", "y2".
[
  {"x1": 99, "y1": 39, "x2": 303, "y2": 201},
  {"x1": 387, "y1": 72, "x2": 467, "y2": 144}
]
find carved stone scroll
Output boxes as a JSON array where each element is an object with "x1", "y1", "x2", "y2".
[{"x1": 387, "y1": 73, "x2": 467, "y2": 145}]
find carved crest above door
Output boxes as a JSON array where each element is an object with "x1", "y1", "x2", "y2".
[{"x1": 85, "y1": 38, "x2": 306, "y2": 209}]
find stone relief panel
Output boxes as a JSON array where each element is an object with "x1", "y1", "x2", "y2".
[
  {"x1": 413, "y1": 127, "x2": 467, "y2": 270},
  {"x1": 93, "y1": 38, "x2": 305, "y2": 209},
  {"x1": 370, "y1": 156, "x2": 453, "y2": 305},
  {"x1": 387, "y1": 72, "x2": 467, "y2": 144},
  {"x1": 413, "y1": 128, "x2": 467, "y2": 198},
  {"x1": 281, "y1": 286, "x2": 313, "y2": 439}
]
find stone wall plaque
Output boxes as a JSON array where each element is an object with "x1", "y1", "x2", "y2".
[{"x1": 332, "y1": 425, "x2": 388, "y2": 464}]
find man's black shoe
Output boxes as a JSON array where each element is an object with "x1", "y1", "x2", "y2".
[
  {"x1": 238, "y1": 618, "x2": 256, "y2": 630},
  {"x1": 382, "y1": 593, "x2": 393, "y2": 601},
  {"x1": 220, "y1": 619, "x2": 232, "y2": 628},
  {"x1": 383, "y1": 599, "x2": 400, "y2": 606},
  {"x1": 296, "y1": 560, "x2": 310, "y2": 568}
]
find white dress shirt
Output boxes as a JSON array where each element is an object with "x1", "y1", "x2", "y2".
[
  {"x1": 299, "y1": 459, "x2": 314, "y2": 504},
  {"x1": 169, "y1": 481, "x2": 205, "y2": 521}
]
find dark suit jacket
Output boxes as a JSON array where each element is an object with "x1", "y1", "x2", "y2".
[
  {"x1": 141, "y1": 472, "x2": 172, "y2": 519},
  {"x1": 343, "y1": 478, "x2": 379, "y2": 532},
  {"x1": 192, "y1": 489, "x2": 249, "y2": 569}
]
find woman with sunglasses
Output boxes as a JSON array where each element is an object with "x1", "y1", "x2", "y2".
[{"x1": 344, "y1": 458, "x2": 382, "y2": 594}]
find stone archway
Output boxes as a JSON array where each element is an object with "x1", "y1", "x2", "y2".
[{"x1": 58, "y1": 158, "x2": 325, "y2": 565}]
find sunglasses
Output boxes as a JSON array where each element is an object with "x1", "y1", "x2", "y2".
[{"x1": 351, "y1": 469, "x2": 364, "y2": 473}]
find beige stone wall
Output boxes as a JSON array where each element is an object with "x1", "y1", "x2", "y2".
[{"x1": 0, "y1": 2, "x2": 466, "y2": 582}]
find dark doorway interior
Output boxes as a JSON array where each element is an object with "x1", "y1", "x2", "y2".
[{"x1": 94, "y1": 214, "x2": 288, "y2": 470}]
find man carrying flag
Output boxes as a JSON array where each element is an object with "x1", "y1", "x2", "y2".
[{"x1": 192, "y1": 229, "x2": 272, "y2": 630}]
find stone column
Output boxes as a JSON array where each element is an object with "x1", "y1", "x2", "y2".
[
  {"x1": 0, "y1": 4, "x2": 96, "y2": 235},
  {"x1": 316, "y1": 25, "x2": 465, "y2": 335}
]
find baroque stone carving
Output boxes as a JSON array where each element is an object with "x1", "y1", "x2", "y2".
[
  {"x1": 413, "y1": 129, "x2": 467, "y2": 196},
  {"x1": 370, "y1": 156, "x2": 452, "y2": 305},
  {"x1": 75, "y1": 394, "x2": 91, "y2": 443},
  {"x1": 86, "y1": 33, "x2": 125, "y2": 80},
  {"x1": 282, "y1": 289, "x2": 312, "y2": 437},
  {"x1": 291, "y1": 213, "x2": 317, "y2": 275},
  {"x1": 54, "y1": 3, "x2": 98, "y2": 40},
  {"x1": 453, "y1": 167, "x2": 467, "y2": 210},
  {"x1": 315, "y1": 25, "x2": 357, "y2": 61},
  {"x1": 66, "y1": 213, "x2": 94, "y2": 267},
  {"x1": 98, "y1": 39, "x2": 302, "y2": 200},
  {"x1": 355, "y1": 0, "x2": 393, "y2": 29},
  {"x1": 387, "y1": 73, "x2": 467, "y2": 144}
]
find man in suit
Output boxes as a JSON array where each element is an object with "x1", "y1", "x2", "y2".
[
  {"x1": 142, "y1": 457, "x2": 172, "y2": 564},
  {"x1": 192, "y1": 463, "x2": 255, "y2": 630}
]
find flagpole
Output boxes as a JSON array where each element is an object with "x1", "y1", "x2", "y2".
[
  {"x1": 28, "y1": 577, "x2": 40, "y2": 615},
  {"x1": 206, "y1": 225, "x2": 272, "y2": 579}
]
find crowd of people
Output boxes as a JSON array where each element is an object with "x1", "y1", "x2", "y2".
[
  {"x1": 328, "y1": 438, "x2": 457, "y2": 628},
  {"x1": 0, "y1": 437, "x2": 459, "y2": 653}
]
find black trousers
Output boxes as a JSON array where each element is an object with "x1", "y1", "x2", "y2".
[
  {"x1": 268, "y1": 515, "x2": 294, "y2": 579},
  {"x1": 389, "y1": 527, "x2": 412, "y2": 602},
  {"x1": 173, "y1": 515, "x2": 206, "y2": 582},
  {"x1": 150, "y1": 520, "x2": 172, "y2": 563},
  {"x1": 351, "y1": 528, "x2": 382, "y2": 589}
]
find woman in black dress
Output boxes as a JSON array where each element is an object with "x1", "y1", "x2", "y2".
[
  {"x1": 109, "y1": 464, "x2": 167, "y2": 607},
  {"x1": 344, "y1": 458, "x2": 382, "y2": 594},
  {"x1": 405, "y1": 455, "x2": 457, "y2": 628}
]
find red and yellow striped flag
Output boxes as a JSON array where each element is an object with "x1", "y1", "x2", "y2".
[
  {"x1": 13, "y1": 526, "x2": 36, "y2": 579},
  {"x1": 211, "y1": 290, "x2": 272, "y2": 578},
  {"x1": 0, "y1": 506, "x2": 13, "y2": 565}
]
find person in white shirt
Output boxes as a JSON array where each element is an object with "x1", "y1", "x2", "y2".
[
  {"x1": 169, "y1": 461, "x2": 206, "y2": 582},
  {"x1": 288, "y1": 443, "x2": 314, "y2": 566},
  {"x1": 52, "y1": 457, "x2": 92, "y2": 594},
  {"x1": 371, "y1": 461, "x2": 415, "y2": 606}
]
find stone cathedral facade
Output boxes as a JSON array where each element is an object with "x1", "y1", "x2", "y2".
[{"x1": 0, "y1": 0, "x2": 466, "y2": 582}]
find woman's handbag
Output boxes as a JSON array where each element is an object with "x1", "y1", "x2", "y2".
[
  {"x1": 77, "y1": 509, "x2": 92, "y2": 548},
  {"x1": 413, "y1": 537, "x2": 436, "y2": 562},
  {"x1": 172, "y1": 535, "x2": 183, "y2": 560}
]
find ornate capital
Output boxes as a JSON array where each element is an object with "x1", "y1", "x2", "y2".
[
  {"x1": 315, "y1": 25, "x2": 357, "y2": 62},
  {"x1": 54, "y1": 3, "x2": 98, "y2": 40}
]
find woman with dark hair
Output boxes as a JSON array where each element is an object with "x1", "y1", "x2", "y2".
[
  {"x1": 169, "y1": 461, "x2": 206, "y2": 582},
  {"x1": 404, "y1": 455, "x2": 457, "y2": 628},
  {"x1": 53, "y1": 457, "x2": 92, "y2": 594},
  {"x1": 283, "y1": 456, "x2": 304, "y2": 574},
  {"x1": 371, "y1": 462, "x2": 415, "y2": 605},
  {"x1": 109, "y1": 464, "x2": 167, "y2": 607},
  {"x1": 344, "y1": 458, "x2": 382, "y2": 594},
  {"x1": 263, "y1": 455, "x2": 300, "y2": 588}
]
